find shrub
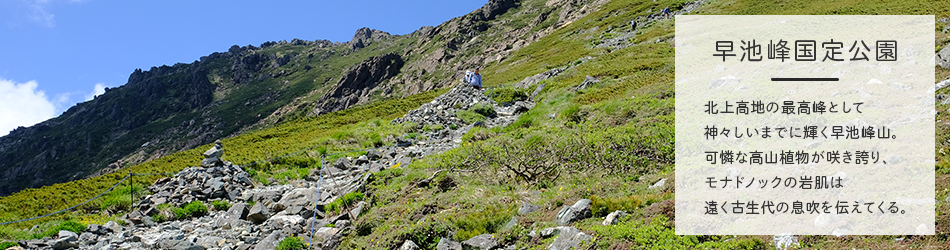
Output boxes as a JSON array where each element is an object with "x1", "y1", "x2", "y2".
[
  {"x1": 590, "y1": 216, "x2": 767, "y2": 249},
  {"x1": 48, "y1": 221, "x2": 85, "y2": 235},
  {"x1": 488, "y1": 88, "x2": 528, "y2": 106},
  {"x1": 212, "y1": 200, "x2": 231, "y2": 211},
  {"x1": 276, "y1": 236, "x2": 307, "y2": 250},
  {"x1": 29, "y1": 220, "x2": 86, "y2": 239},
  {"x1": 456, "y1": 110, "x2": 486, "y2": 124},
  {"x1": 0, "y1": 242, "x2": 18, "y2": 249},
  {"x1": 451, "y1": 204, "x2": 514, "y2": 241},
  {"x1": 325, "y1": 191, "x2": 364, "y2": 214},
  {"x1": 470, "y1": 103, "x2": 496, "y2": 117},
  {"x1": 590, "y1": 195, "x2": 642, "y2": 217},
  {"x1": 151, "y1": 214, "x2": 166, "y2": 223},
  {"x1": 173, "y1": 207, "x2": 189, "y2": 220},
  {"x1": 184, "y1": 201, "x2": 209, "y2": 217}
]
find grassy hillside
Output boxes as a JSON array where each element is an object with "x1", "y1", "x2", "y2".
[{"x1": 1, "y1": 0, "x2": 949, "y2": 248}]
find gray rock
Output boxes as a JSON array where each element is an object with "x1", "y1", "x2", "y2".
[
  {"x1": 311, "y1": 227, "x2": 340, "y2": 243},
  {"x1": 355, "y1": 155, "x2": 369, "y2": 165},
  {"x1": 51, "y1": 230, "x2": 79, "y2": 249},
  {"x1": 461, "y1": 234, "x2": 497, "y2": 250},
  {"x1": 772, "y1": 234, "x2": 799, "y2": 250},
  {"x1": 436, "y1": 237, "x2": 462, "y2": 250},
  {"x1": 252, "y1": 231, "x2": 283, "y2": 250},
  {"x1": 268, "y1": 202, "x2": 287, "y2": 213},
  {"x1": 366, "y1": 149, "x2": 383, "y2": 161},
  {"x1": 333, "y1": 158, "x2": 353, "y2": 170},
  {"x1": 266, "y1": 215, "x2": 306, "y2": 234},
  {"x1": 515, "y1": 67, "x2": 563, "y2": 89},
  {"x1": 529, "y1": 84, "x2": 545, "y2": 101},
  {"x1": 78, "y1": 232, "x2": 96, "y2": 245},
  {"x1": 214, "y1": 202, "x2": 249, "y2": 229},
  {"x1": 547, "y1": 227, "x2": 592, "y2": 250},
  {"x1": 351, "y1": 201, "x2": 367, "y2": 220},
  {"x1": 938, "y1": 45, "x2": 950, "y2": 69},
  {"x1": 938, "y1": 78, "x2": 950, "y2": 92},
  {"x1": 603, "y1": 210, "x2": 628, "y2": 225},
  {"x1": 247, "y1": 203, "x2": 270, "y2": 224},
  {"x1": 556, "y1": 199, "x2": 592, "y2": 226},
  {"x1": 503, "y1": 217, "x2": 518, "y2": 230},
  {"x1": 400, "y1": 240, "x2": 420, "y2": 250},
  {"x1": 103, "y1": 221, "x2": 121, "y2": 234},
  {"x1": 540, "y1": 227, "x2": 570, "y2": 238},
  {"x1": 518, "y1": 202, "x2": 540, "y2": 215},
  {"x1": 649, "y1": 178, "x2": 667, "y2": 190},
  {"x1": 159, "y1": 239, "x2": 206, "y2": 250},
  {"x1": 574, "y1": 75, "x2": 599, "y2": 91},
  {"x1": 86, "y1": 224, "x2": 110, "y2": 235},
  {"x1": 201, "y1": 140, "x2": 224, "y2": 167},
  {"x1": 196, "y1": 236, "x2": 224, "y2": 248}
]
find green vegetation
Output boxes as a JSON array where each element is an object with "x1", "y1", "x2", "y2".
[
  {"x1": 212, "y1": 200, "x2": 231, "y2": 211},
  {"x1": 276, "y1": 236, "x2": 307, "y2": 250},
  {"x1": 590, "y1": 216, "x2": 766, "y2": 249},
  {"x1": 325, "y1": 191, "x2": 364, "y2": 215},
  {"x1": 172, "y1": 201, "x2": 208, "y2": 220},
  {"x1": 0, "y1": 242, "x2": 17, "y2": 248},
  {"x1": 0, "y1": 0, "x2": 947, "y2": 248},
  {"x1": 487, "y1": 87, "x2": 528, "y2": 106}
]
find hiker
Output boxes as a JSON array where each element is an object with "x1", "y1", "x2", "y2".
[
  {"x1": 663, "y1": 6, "x2": 672, "y2": 19},
  {"x1": 465, "y1": 67, "x2": 482, "y2": 90}
]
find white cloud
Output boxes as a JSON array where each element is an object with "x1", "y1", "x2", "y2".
[
  {"x1": 85, "y1": 83, "x2": 106, "y2": 101},
  {"x1": 22, "y1": 0, "x2": 88, "y2": 28},
  {"x1": 27, "y1": 0, "x2": 55, "y2": 28},
  {"x1": 0, "y1": 78, "x2": 56, "y2": 136}
]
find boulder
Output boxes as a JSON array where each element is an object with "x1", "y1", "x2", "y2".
[
  {"x1": 556, "y1": 199, "x2": 592, "y2": 226},
  {"x1": 158, "y1": 239, "x2": 206, "y2": 250},
  {"x1": 461, "y1": 234, "x2": 497, "y2": 250},
  {"x1": 252, "y1": 231, "x2": 284, "y2": 250},
  {"x1": 214, "y1": 202, "x2": 249, "y2": 229},
  {"x1": 603, "y1": 210, "x2": 628, "y2": 225},
  {"x1": 772, "y1": 234, "x2": 799, "y2": 250},
  {"x1": 266, "y1": 215, "x2": 305, "y2": 234},
  {"x1": 355, "y1": 155, "x2": 369, "y2": 165},
  {"x1": 399, "y1": 240, "x2": 420, "y2": 250},
  {"x1": 518, "y1": 202, "x2": 540, "y2": 215},
  {"x1": 102, "y1": 221, "x2": 121, "y2": 234},
  {"x1": 247, "y1": 203, "x2": 270, "y2": 224},
  {"x1": 50, "y1": 230, "x2": 79, "y2": 249},
  {"x1": 547, "y1": 227, "x2": 592, "y2": 250},
  {"x1": 311, "y1": 227, "x2": 340, "y2": 243},
  {"x1": 333, "y1": 158, "x2": 352, "y2": 170},
  {"x1": 85, "y1": 224, "x2": 112, "y2": 235},
  {"x1": 366, "y1": 149, "x2": 383, "y2": 161},
  {"x1": 938, "y1": 45, "x2": 950, "y2": 69},
  {"x1": 436, "y1": 237, "x2": 462, "y2": 250},
  {"x1": 648, "y1": 178, "x2": 667, "y2": 190}
]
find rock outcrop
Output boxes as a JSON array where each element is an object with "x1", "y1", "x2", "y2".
[
  {"x1": 556, "y1": 199, "x2": 593, "y2": 226},
  {"x1": 314, "y1": 53, "x2": 405, "y2": 115},
  {"x1": 350, "y1": 27, "x2": 393, "y2": 51}
]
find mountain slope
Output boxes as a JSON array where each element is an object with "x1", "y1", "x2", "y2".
[
  {"x1": 0, "y1": 0, "x2": 947, "y2": 249},
  {"x1": 0, "y1": 0, "x2": 600, "y2": 196}
]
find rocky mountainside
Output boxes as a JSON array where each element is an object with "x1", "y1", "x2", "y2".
[
  {"x1": 2, "y1": 0, "x2": 947, "y2": 249},
  {"x1": 14, "y1": 84, "x2": 536, "y2": 250},
  {"x1": 0, "y1": 0, "x2": 606, "y2": 196}
]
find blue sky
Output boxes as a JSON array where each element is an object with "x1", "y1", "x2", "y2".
[{"x1": 0, "y1": 0, "x2": 487, "y2": 135}]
